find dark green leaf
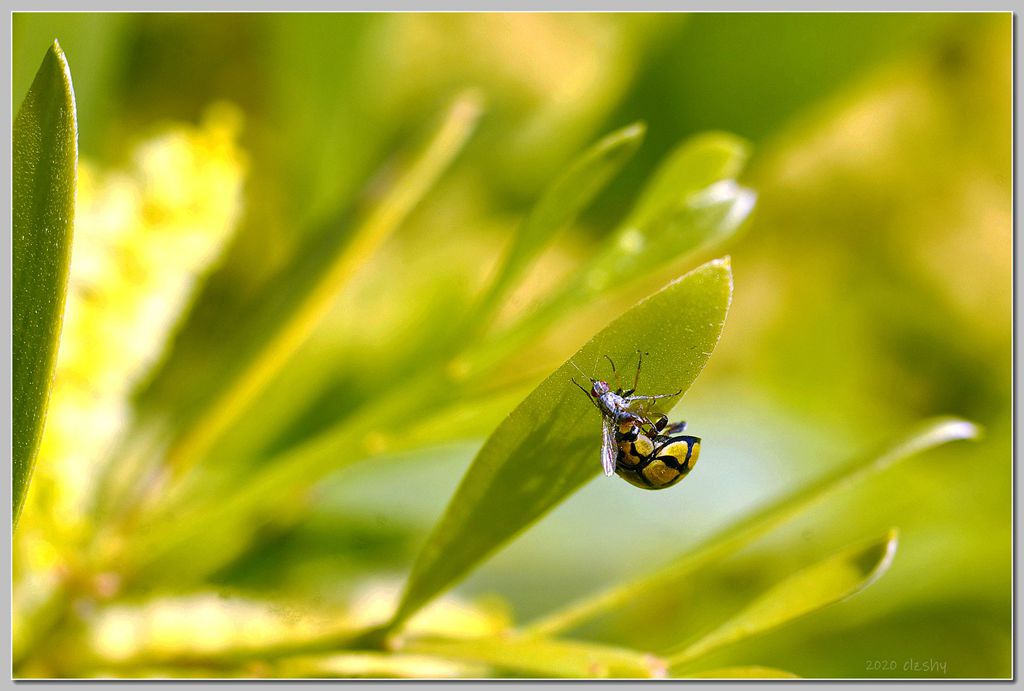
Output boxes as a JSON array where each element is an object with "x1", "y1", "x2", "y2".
[{"x1": 13, "y1": 40, "x2": 78, "y2": 525}]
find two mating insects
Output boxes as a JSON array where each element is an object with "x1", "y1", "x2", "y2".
[{"x1": 572, "y1": 352, "x2": 701, "y2": 490}]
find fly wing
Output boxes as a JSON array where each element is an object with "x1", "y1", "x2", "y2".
[{"x1": 601, "y1": 416, "x2": 618, "y2": 477}]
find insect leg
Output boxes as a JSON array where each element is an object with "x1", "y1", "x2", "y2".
[
  {"x1": 604, "y1": 355, "x2": 622, "y2": 393},
  {"x1": 629, "y1": 390, "x2": 682, "y2": 402},
  {"x1": 622, "y1": 349, "x2": 645, "y2": 396},
  {"x1": 661, "y1": 420, "x2": 687, "y2": 434}
]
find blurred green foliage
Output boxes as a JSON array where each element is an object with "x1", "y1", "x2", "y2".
[{"x1": 12, "y1": 12, "x2": 1010, "y2": 679}]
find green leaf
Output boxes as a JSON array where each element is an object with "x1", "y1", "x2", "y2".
[
  {"x1": 403, "y1": 635, "x2": 667, "y2": 679},
  {"x1": 469, "y1": 123, "x2": 645, "y2": 333},
  {"x1": 523, "y1": 416, "x2": 979, "y2": 636},
  {"x1": 624, "y1": 131, "x2": 750, "y2": 231},
  {"x1": 161, "y1": 92, "x2": 483, "y2": 476},
  {"x1": 458, "y1": 133, "x2": 752, "y2": 380},
  {"x1": 578, "y1": 132, "x2": 752, "y2": 298},
  {"x1": 580, "y1": 177, "x2": 754, "y2": 297},
  {"x1": 13, "y1": 40, "x2": 78, "y2": 525},
  {"x1": 389, "y1": 258, "x2": 733, "y2": 631},
  {"x1": 668, "y1": 530, "x2": 899, "y2": 667},
  {"x1": 679, "y1": 666, "x2": 799, "y2": 679}
]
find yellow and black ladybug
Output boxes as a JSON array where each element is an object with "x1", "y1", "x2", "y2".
[{"x1": 614, "y1": 418, "x2": 701, "y2": 490}]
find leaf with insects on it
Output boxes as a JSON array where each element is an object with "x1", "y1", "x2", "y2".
[
  {"x1": 524, "y1": 417, "x2": 979, "y2": 637},
  {"x1": 388, "y1": 257, "x2": 733, "y2": 632},
  {"x1": 13, "y1": 40, "x2": 78, "y2": 526},
  {"x1": 404, "y1": 635, "x2": 667, "y2": 679},
  {"x1": 668, "y1": 530, "x2": 899, "y2": 669}
]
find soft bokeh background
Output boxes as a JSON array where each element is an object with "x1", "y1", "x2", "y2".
[{"x1": 13, "y1": 12, "x2": 1011, "y2": 678}]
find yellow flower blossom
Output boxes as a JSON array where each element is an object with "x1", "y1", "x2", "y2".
[{"x1": 19, "y1": 102, "x2": 248, "y2": 538}]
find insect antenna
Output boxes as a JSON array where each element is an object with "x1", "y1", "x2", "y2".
[
  {"x1": 569, "y1": 359, "x2": 594, "y2": 382},
  {"x1": 570, "y1": 378, "x2": 592, "y2": 397}
]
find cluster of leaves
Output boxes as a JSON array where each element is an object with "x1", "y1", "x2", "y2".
[{"x1": 13, "y1": 41, "x2": 980, "y2": 679}]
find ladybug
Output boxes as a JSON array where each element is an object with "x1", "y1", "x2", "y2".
[{"x1": 571, "y1": 351, "x2": 702, "y2": 489}]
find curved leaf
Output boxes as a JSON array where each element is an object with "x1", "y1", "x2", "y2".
[
  {"x1": 13, "y1": 40, "x2": 78, "y2": 525},
  {"x1": 404, "y1": 635, "x2": 666, "y2": 679},
  {"x1": 625, "y1": 131, "x2": 750, "y2": 231},
  {"x1": 668, "y1": 530, "x2": 899, "y2": 667},
  {"x1": 524, "y1": 417, "x2": 979, "y2": 636},
  {"x1": 390, "y1": 258, "x2": 733, "y2": 630},
  {"x1": 582, "y1": 178, "x2": 755, "y2": 297},
  {"x1": 460, "y1": 133, "x2": 753, "y2": 379},
  {"x1": 469, "y1": 123, "x2": 645, "y2": 333}
]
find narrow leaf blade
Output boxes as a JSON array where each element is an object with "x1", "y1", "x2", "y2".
[
  {"x1": 471, "y1": 123, "x2": 645, "y2": 329},
  {"x1": 625, "y1": 131, "x2": 750, "y2": 231},
  {"x1": 391, "y1": 258, "x2": 734, "y2": 629},
  {"x1": 669, "y1": 530, "x2": 899, "y2": 666},
  {"x1": 146, "y1": 93, "x2": 481, "y2": 480},
  {"x1": 582, "y1": 179, "x2": 755, "y2": 296},
  {"x1": 12, "y1": 40, "x2": 78, "y2": 525},
  {"x1": 457, "y1": 133, "x2": 753, "y2": 380}
]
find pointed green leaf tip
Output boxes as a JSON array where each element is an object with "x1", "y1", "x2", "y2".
[
  {"x1": 669, "y1": 529, "x2": 899, "y2": 668},
  {"x1": 389, "y1": 257, "x2": 733, "y2": 631},
  {"x1": 13, "y1": 40, "x2": 78, "y2": 526}
]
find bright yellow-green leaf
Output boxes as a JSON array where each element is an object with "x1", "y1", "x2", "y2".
[
  {"x1": 13, "y1": 40, "x2": 78, "y2": 525},
  {"x1": 460, "y1": 132, "x2": 752, "y2": 379},
  {"x1": 389, "y1": 258, "x2": 733, "y2": 631},
  {"x1": 582, "y1": 175, "x2": 754, "y2": 297},
  {"x1": 470, "y1": 123, "x2": 645, "y2": 334},
  {"x1": 668, "y1": 530, "x2": 899, "y2": 667},
  {"x1": 524, "y1": 417, "x2": 979, "y2": 637},
  {"x1": 624, "y1": 132, "x2": 750, "y2": 231},
  {"x1": 404, "y1": 635, "x2": 667, "y2": 679},
  {"x1": 679, "y1": 666, "x2": 800, "y2": 679}
]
